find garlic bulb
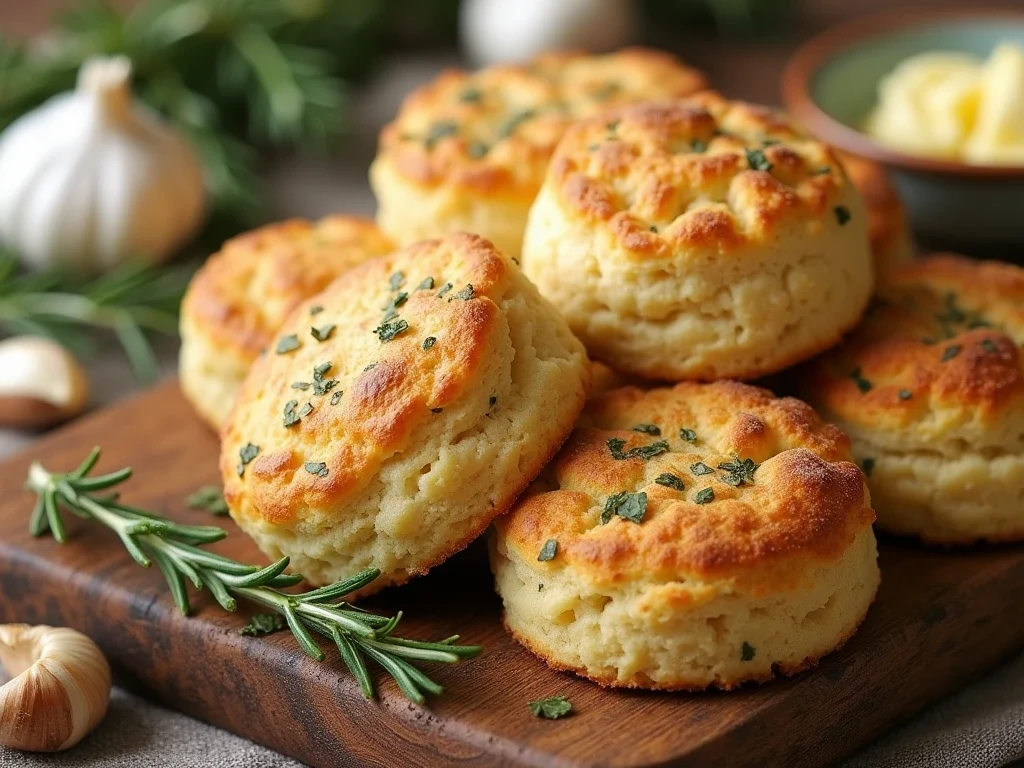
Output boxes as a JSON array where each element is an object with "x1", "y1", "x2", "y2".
[
  {"x1": 0, "y1": 56, "x2": 206, "y2": 273},
  {"x1": 461, "y1": 0, "x2": 639, "y2": 66},
  {"x1": 0, "y1": 624, "x2": 111, "y2": 751},
  {"x1": 0, "y1": 337, "x2": 89, "y2": 429}
]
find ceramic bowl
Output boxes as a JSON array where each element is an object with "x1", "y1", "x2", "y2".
[{"x1": 782, "y1": 8, "x2": 1024, "y2": 253}]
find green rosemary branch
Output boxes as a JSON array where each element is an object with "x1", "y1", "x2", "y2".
[
  {"x1": 0, "y1": 1, "x2": 362, "y2": 233},
  {"x1": 25, "y1": 447, "x2": 480, "y2": 703},
  {"x1": 0, "y1": 251, "x2": 191, "y2": 382}
]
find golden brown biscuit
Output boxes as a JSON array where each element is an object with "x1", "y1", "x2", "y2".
[
  {"x1": 803, "y1": 254, "x2": 1024, "y2": 544},
  {"x1": 222, "y1": 233, "x2": 590, "y2": 591},
  {"x1": 491, "y1": 381, "x2": 879, "y2": 690},
  {"x1": 836, "y1": 151, "x2": 915, "y2": 273},
  {"x1": 370, "y1": 48, "x2": 707, "y2": 256},
  {"x1": 179, "y1": 217, "x2": 394, "y2": 429},
  {"x1": 521, "y1": 93, "x2": 875, "y2": 381}
]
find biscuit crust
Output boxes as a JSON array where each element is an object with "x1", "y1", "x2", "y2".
[
  {"x1": 180, "y1": 217, "x2": 394, "y2": 428},
  {"x1": 222, "y1": 233, "x2": 590, "y2": 590},
  {"x1": 521, "y1": 93, "x2": 874, "y2": 381},
  {"x1": 836, "y1": 151, "x2": 915, "y2": 273},
  {"x1": 370, "y1": 48, "x2": 706, "y2": 255},
  {"x1": 804, "y1": 254, "x2": 1024, "y2": 543},
  {"x1": 491, "y1": 381, "x2": 879, "y2": 690}
]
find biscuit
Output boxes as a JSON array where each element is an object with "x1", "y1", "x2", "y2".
[
  {"x1": 221, "y1": 233, "x2": 590, "y2": 591},
  {"x1": 180, "y1": 217, "x2": 394, "y2": 429},
  {"x1": 803, "y1": 254, "x2": 1024, "y2": 544},
  {"x1": 370, "y1": 48, "x2": 706, "y2": 256},
  {"x1": 836, "y1": 151, "x2": 915, "y2": 273},
  {"x1": 491, "y1": 380, "x2": 879, "y2": 690},
  {"x1": 521, "y1": 93, "x2": 875, "y2": 381}
]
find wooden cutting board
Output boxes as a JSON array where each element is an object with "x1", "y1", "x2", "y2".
[{"x1": 0, "y1": 379, "x2": 1022, "y2": 767}]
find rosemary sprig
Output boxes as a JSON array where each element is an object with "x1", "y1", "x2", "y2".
[
  {"x1": 0, "y1": 251, "x2": 191, "y2": 382},
  {"x1": 25, "y1": 448, "x2": 480, "y2": 703}
]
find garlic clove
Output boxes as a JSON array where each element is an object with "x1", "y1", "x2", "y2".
[
  {"x1": 0, "y1": 624, "x2": 111, "y2": 751},
  {"x1": 0, "y1": 337, "x2": 90, "y2": 429}
]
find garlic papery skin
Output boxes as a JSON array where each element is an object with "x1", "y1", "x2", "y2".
[
  {"x1": 0, "y1": 55, "x2": 206, "y2": 273},
  {"x1": 0, "y1": 337, "x2": 90, "y2": 429},
  {"x1": 0, "y1": 624, "x2": 111, "y2": 751}
]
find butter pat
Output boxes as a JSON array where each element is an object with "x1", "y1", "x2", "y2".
[
  {"x1": 965, "y1": 44, "x2": 1024, "y2": 164},
  {"x1": 866, "y1": 43, "x2": 1024, "y2": 165}
]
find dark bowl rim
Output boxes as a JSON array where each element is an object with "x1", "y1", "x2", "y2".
[{"x1": 781, "y1": 6, "x2": 1024, "y2": 179}]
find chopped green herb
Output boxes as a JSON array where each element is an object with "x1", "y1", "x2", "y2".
[
  {"x1": 606, "y1": 120, "x2": 620, "y2": 133},
  {"x1": 374, "y1": 318, "x2": 410, "y2": 343},
  {"x1": 458, "y1": 87, "x2": 483, "y2": 103},
  {"x1": 275, "y1": 335, "x2": 300, "y2": 354},
  {"x1": 313, "y1": 378, "x2": 338, "y2": 396},
  {"x1": 981, "y1": 339, "x2": 998, "y2": 354},
  {"x1": 862, "y1": 457, "x2": 875, "y2": 476},
  {"x1": 330, "y1": 391, "x2": 343, "y2": 406},
  {"x1": 304, "y1": 461, "x2": 329, "y2": 478},
  {"x1": 309, "y1": 305, "x2": 324, "y2": 316},
  {"x1": 389, "y1": 272, "x2": 405, "y2": 291},
  {"x1": 898, "y1": 389, "x2": 912, "y2": 401},
  {"x1": 810, "y1": 166, "x2": 831, "y2": 176},
  {"x1": 237, "y1": 443, "x2": 259, "y2": 477},
  {"x1": 679, "y1": 428, "x2": 698, "y2": 443},
  {"x1": 941, "y1": 345, "x2": 961, "y2": 362},
  {"x1": 528, "y1": 696, "x2": 573, "y2": 720},
  {"x1": 417, "y1": 276, "x2": 435, "y2": 291},
  {"x1": 745, "y1": 148, "x2": 773, "y2": 172},
  {"x1": 451, "y1": 284, "x2": 475, "y2": 301},
  {"x1": 283, "y1": 399, "x2": 300, "y2": 427},
  {"x1": 655, "y1": 473, "x2": 685, "y2": 491},
  {"x1": 850, "y1": 367, "x2": 873, "y2": 393},
  {"x1": 423, "y1": 336, "x2": 437, "y2": 350},
  {"x1": 741, "y1": 642, "x2": 756, "y2": 661},
  {"x1": 291, "y1": 382, "x2": 311, "y2": 391},
  {"x1": 313, "y1": 362, "x2": 332, "y2": 380},
  {"x1": 499, "y1": 109, "x2": 536, "y2": 138},
  {"x1": 489, "y1": 395, "x2": 497, "y2": 408},
  {"x1": 649, "y1": 225, "x2": 658, "y2": 233},
  {"x1": 537, "y1": 539, "x2": 558, "y2": 561},
  {"x1": 967, "y1": 318, "x2": 992, "y2": 329},
  {"x1": 601, "y1": 491, "x2": 648, "y2": 525},
  {"x1": 437, "y1": 282, "x2": 453, "y2": 298},
  {"x1": 935, "y1": 292, "x2": 966, "y2": 325},
  {"x1": 762, "y1": 138, "x2": 780, "y2": 146},
  {"x1": 718, "y1": 455, "x2": 758, "y2": 487},
  {"x1": 690, "y1": 462, "x2": 714, "y2": 476},
  {"x1": 311, "y1": 324, "x2": 335, "y2": 342},
  {"x1": 691, "y1": 139, "x2": 707, "y2": 153},
  {"x1": 298, "y1": 402, "x2": 313, "y2": 419},
  {"x1": 834, "y1": 205, "x2": 851, "y2": 225},
  {"x1": 185, "y1": 485, "x2": 228, "y2": 516},
  {"x1": 381, "y1": 292, "x2": 409, "y2": 321},
  {"x1": 240, "y1": 613, "x2": 285, "y2": 637},
  {"x1": 363, "y1": 363, "x2": 377, "y2": 372},
  {"x1": 467, "y1": 141, "x2": 489, "y2": 159},
  {"x1": 607, "y1": 438, "x2": 670, "y2": 461},
  {"x1": 694, "y1": 487, "x2": 715, "y2": 504},
  {"x1": 632, "y1": 424, "x2": 661, "y2": 436},
  {"x1": 424, "y1": 122, "x2": 458, "y2": 149}
]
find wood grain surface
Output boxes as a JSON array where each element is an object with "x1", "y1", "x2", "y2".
[{"x1": 0, "y1": 380, "x2": 1022, "y2": 767}]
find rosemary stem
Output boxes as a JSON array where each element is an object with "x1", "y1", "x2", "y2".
[{"x1": 24, "y1": 451, "x2": 481, "y2": 701}]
